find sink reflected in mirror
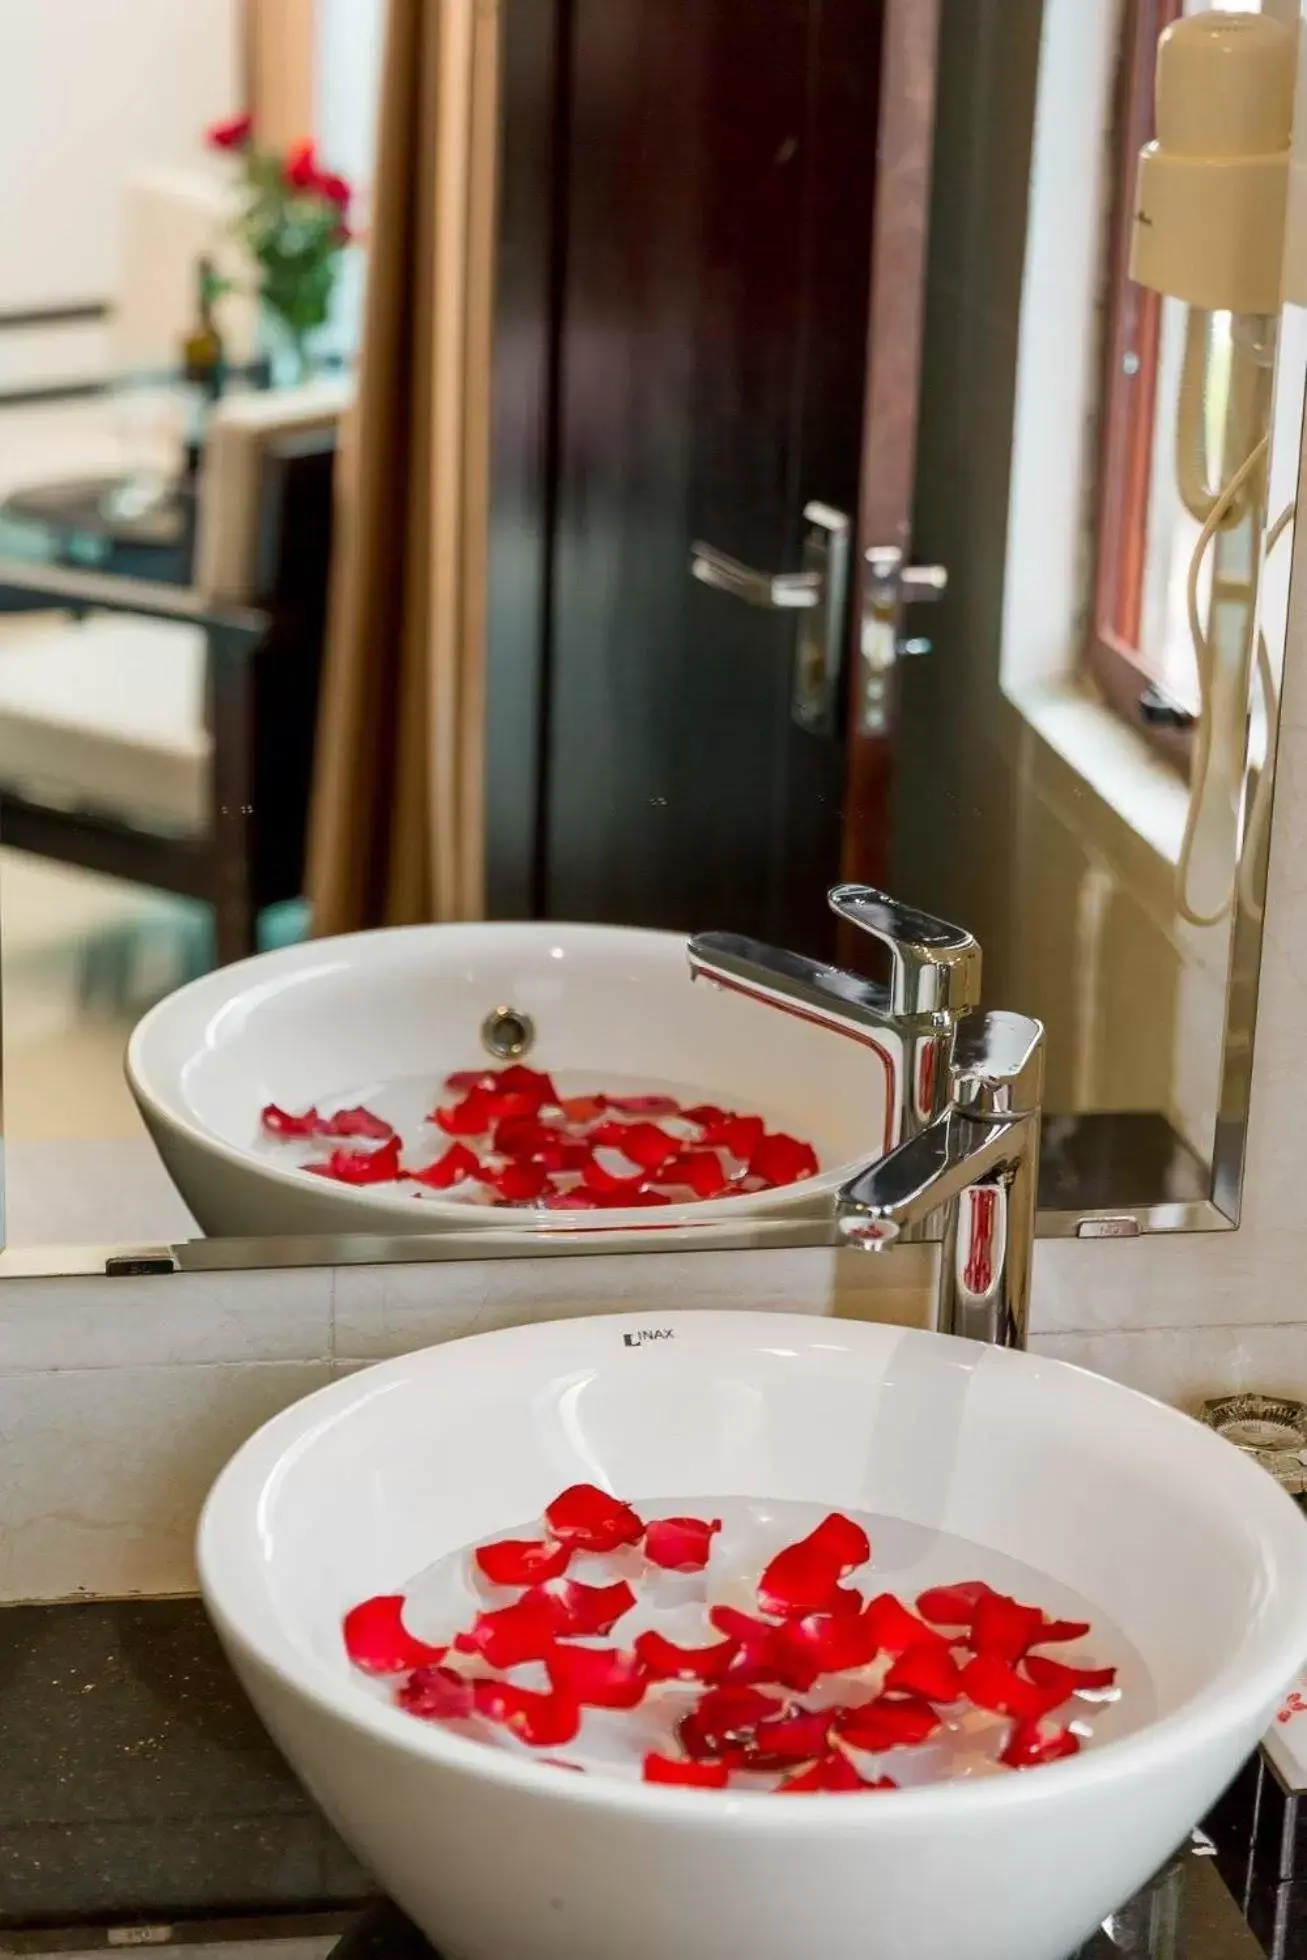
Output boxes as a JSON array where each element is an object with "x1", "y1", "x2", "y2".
[{"x1": 0, "y1": 0, "x2": 1296, "y2": 1272}]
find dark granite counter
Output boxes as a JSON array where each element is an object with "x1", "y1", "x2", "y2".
[
  {"x1": 0, "y1": 1599, "x2": 370, "y2": 1932},
  {"x1": 0, "y1": 1599, "x2": 1274, "y2": 1958}
]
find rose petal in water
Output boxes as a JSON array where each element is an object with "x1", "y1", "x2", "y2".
[
  {"x1": 644, "y1": 1516, "x2": 722, "y2": 1572},
  {"x1": 643, "y1": 1753, "x2": 731, "y2": 1788},
  {"x1": 545, "y1": 1485, "x2": 645, "y2": 1554},
  {"x1": 343, "y1": 1594, "x2": 448, "y2": 1674}
]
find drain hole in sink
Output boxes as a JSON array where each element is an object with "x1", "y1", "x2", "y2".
[{"x1": 480, "y1": 1005, "x2": 536, "y2": 1060}]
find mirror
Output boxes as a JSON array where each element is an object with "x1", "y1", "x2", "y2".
[{"x1": 0, "y1": 0, "x2": 1295, "y2": 1273}]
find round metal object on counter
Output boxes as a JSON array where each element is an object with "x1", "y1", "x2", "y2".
[
  {"x1": 479, "y1": 1005, "x2": 535, "y2": 1060},
  {"x1": 1197, "y1": 1394, "x2": 1307, "y2": 1498}
]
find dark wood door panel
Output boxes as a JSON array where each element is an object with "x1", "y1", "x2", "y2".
[{"x1": 540, "y1": 0, "x2": 885, "y2": 954}]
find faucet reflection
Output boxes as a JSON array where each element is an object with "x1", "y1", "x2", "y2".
[{"x1": 688, "y1": 886, "x2": 1044, "y2": 1351}]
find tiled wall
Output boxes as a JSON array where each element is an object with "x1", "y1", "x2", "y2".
[{"x1": 0, "y1": 1250, "x2": 929, "y2": 1603}]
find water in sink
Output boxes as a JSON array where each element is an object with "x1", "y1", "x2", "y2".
[{"x1": 360, "y1": 1495, "x2": 1153, "y2": 1787}]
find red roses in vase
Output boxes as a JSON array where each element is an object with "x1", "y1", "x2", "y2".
[{"x1": 205, "y1": 114, "x2": 355, "y2": 383}]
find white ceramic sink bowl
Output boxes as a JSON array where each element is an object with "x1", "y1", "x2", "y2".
[
  {"x1": 199, "y1": 1310, "x2": 1307, "y2": 1960},
  {"x1": 127, "y1": 923, "x2": 892, "y2": 1238}
]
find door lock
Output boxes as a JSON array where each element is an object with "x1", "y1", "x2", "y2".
[
  {"x1": 689, "y1": 502, "x2": 852, "y2": 735},
  {"x1": 859, "y1": 545, "x2": 947, "y2": 736}
]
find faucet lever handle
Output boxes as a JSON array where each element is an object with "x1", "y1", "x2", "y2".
[
  {"x1": 827, "y1": 884, "x2": 982, "y2": 1019},
  {"x1": 951, "y1": 1010, "x2": 1044, "y2": 1115}
]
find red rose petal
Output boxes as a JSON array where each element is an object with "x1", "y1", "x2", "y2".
[
  {"x1": 643, "y1": 1516, "x2": 722, "y2": 1571},
  {"x1": 807, "y1": 1513, "x2": 871, "y2": 1571},
  {"x1": 1030, "y1": 1616, "x2": 1094, "y2": 1647},
  {"x1": 750, "y1": 1708, "x2": 837, "y2": 1764},
  {"x1": 606, "y1": 1121, "x2": 681, "y2": 1171},
  {"x1": 317, "y1": 1105, "x2": 394, "y2": 1140},
  {"x1": 1000, "y1": 1718, "x2": 1082, "y2": 1770},
  {"x1": 262, "y1": 1103, "x2": 319, "y2": 1138},
  {"x1": 559, "y1": 1095, "x2": 607, "y2": 1125},
  {"x1": 683, "y1": 1104, "x2": 729, "y2": 1130},
  {"x1": 651, "y1": 1151, "x2": 731, "y2": 1199},
  {"x1": 724, "y1": 1641, "x2": 799, "y2": 1688},
  {"x1": 702, "y1": 1113, "x2": 765, "y2": 1159},
  {"x1": 750, "y1": 1131, "x2": 820, "y2": 1187},
  {"x1": 540, "y1": 1577, "x2": 639, "y2": 1638},
  {"x1": 397, "y1": 1664, "x2": 473, "y2": 1720},
  {"x1": 495, "y1": 1064, "x2": 558, "y2": 1106},
  {"x1": 1023, "y1": 1654, "x2": 1118, "y2": 1697},
  {"x1": 453, "y1": 1594, "x2": 560, "y2": 1667},
  {"x1": 970, "y1": 1591, "x2": 1049, "y2": 1663},
  {"x1": 471, "y1": 1679, "x2": 580, "y2": 1747},
  {"x1": 485, "y1": 1090, "x2": 541, "y2": 1124},
  {"x1": 581, "y1": 1158, "x2": 650, "y2": 1199},
  {"x1": 343, "y1": 1594, "x2": 448, "y2": 1674},
  {"x1": 590, "y1": 1186, "x2": 673, "y2": 1209},
  {"x1": 758, "y1": 1534, "x2": 847, "y2": 1618},
  {"x1": 862, "y1": 1592, "x2": 948, "y2": 1659},
  {"x1": 678, "y1": 1684, "x2": 782, "y2": 1759},
  {"x1": 493, "y1": 1159, "x2": 551, "y2": 1203},
  {"x1": 410, "y1": 1142, "x2": 482, "y2": 1189},
  {"x1": 306, "y1": 1135, "x2": 404, "y2": 1185},
  {"x1": 709, "y1": 1605, "x2": 782, "y2": 1645},
  {"x1": 916, "y1": 1581, "x2": 995, "y2": 1629},
  {"x1": 492, "y1": 1116, "x2": 560, "y2": 1159},
  {"x1": 829, "y1": 1585, "x2": 866, "y2": 1616},
  {"x1": 755, "y1": 1513, "x2": 868, "y2": 1619},
  {"x1": 776, "y1": 1754, "x2": 895, "y2": 1794},
  {"x1": 445, "y1": 1069, "x2": 495, "y2": 1092},
  {"x1": 544, "y1": 1484, "x2": 645, "y2": 1553},
  {"x1": 633, "y1": 1630, "x2": 740, "y2": 1683},
  {"x1": 835, "y1": 1695, "x2": 942, "y2": 1751},
  {"x1": 546, "y1": 1644, "x2": 647, "y2": 1709},
  {"x1": 607, "y1": 1095, "x2": 681, "y2": 1117},
  {"x1": 434, "y1": 1089, "x2": 499, "y2": 1136},
  {"x1": 643, "y1": 1753, "x2": 731, "y2": 1788},
  {"x1": 885, "y1": 1642, "x2": 966, "y2": 1702},
  {"x1": 777, "y1": 1608, "x2": 881, "y2": 1680},
  {"x1": 959, "y1": 1653, "x2": 1069, "y2": 1722},
  {"x1": 474, "y1": 1536, "x2": 573, "y2": 1586}
]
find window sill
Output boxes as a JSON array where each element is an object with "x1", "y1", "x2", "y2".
[{"x1": 1005, "y1": 677, "x2": 1188, "y2": 866}]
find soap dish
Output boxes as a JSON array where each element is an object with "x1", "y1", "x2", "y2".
[{"x1": 1198, "y1": 1393, "x2": 1307, "y2": 1496}]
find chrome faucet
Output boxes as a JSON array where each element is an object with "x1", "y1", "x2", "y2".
[
  {"x1": 690, "y1": 886, "x2": 982, "y2": 1157},
  {"x1": 687, "y1": 886, "x2": 1044, "y2": 1350}
]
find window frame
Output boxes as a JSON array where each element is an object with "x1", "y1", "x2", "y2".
[{"x1": 1085, "y1": 0, "x2": 1192, "y2": 774}]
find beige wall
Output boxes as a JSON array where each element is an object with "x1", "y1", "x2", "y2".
[{"x1": 0, "y1": 0, "x2": 240, "y2": 313}]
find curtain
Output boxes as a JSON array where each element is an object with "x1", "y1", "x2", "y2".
[
  {"x1": 246, "y1": 0, "x2": 318, "y2": 151},
  {"x1": 306, "y1": 0, "x2": 499, "y2": 933}
]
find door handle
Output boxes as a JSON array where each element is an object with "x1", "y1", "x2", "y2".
[
  {"x1": 859, "y1": 544, "x2": 948, "y2": 736},
  {"x1": 688, "y1": 546, "x2": 821, "y2": 610},
  {"x1": 689, "y1": 501, "x2": 851, "y2": 735}
]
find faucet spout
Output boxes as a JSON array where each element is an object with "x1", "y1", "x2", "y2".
[
  {"x1": 687, "y1": 932, "x2": 897, "y2": 1044},
  {"x1": 839, "y1": 1107, "x2": 1032, "y2": 1233},
  {"x1": 688, "y1": 888, "x2": 982, "y2": 1147}
]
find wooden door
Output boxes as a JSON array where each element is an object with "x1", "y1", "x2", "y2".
[{"x1": 488, "y1": 0, "x2": 940, "y2": 960}]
